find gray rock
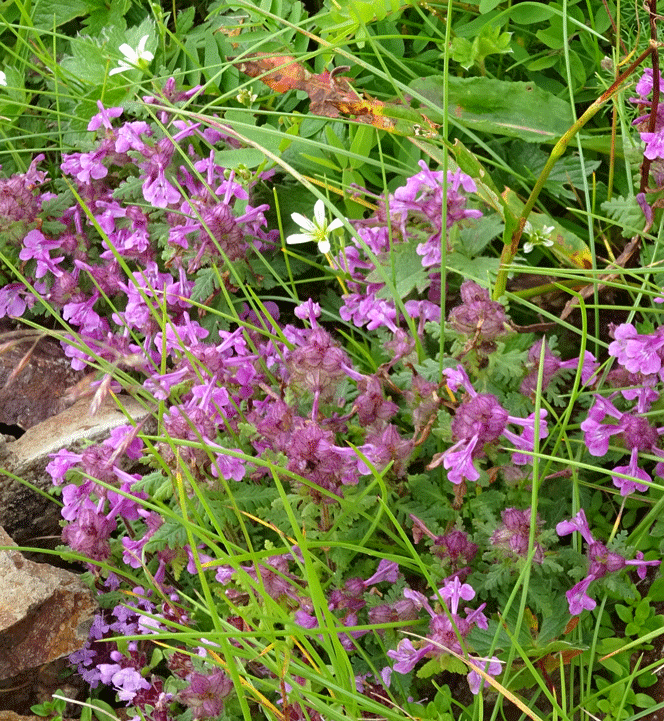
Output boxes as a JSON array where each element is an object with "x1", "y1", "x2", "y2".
[{"x1": 0, "y1": 396, "x2": 153, "y2": 544}]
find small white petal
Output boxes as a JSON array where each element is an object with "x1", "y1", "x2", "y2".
[
  {"x1": 286, "y1": 233, "x2": 312, "y2": 245},
  {"x1": 290, "y1": 212, "x2": 314, "y2": 231},
  {"x1": 118, "y1": 43, "x2": 136, "y2": 60},
  {"x1": 318, "y1": 240, "x2": 331, "y2": 254},
  {"x1": 0, "y1": 71, "x2": 7, "y2": 87},
  {"x1": 109, "y1": 63, "x2": 130, "y2": 76},
  {"x1": 313, "y1": 199, "x2": 326, "y2": 226},
  {"x1": 327, "y1": 218, "x2": 344, "y2": 232}
]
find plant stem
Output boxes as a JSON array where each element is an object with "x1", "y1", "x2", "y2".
[{"x1": 493, "y1": 42, "x2": 658, "y2": 300}]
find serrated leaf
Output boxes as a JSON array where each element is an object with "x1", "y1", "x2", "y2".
[
  {"x1": 417, "y1": 654, "x2": 467, "y2": 679},
  {"x1": 601, "y1": 194, "x2": 645, "y2": 234},
  {"x1": 191, "y1": 268, "x2": 222, "y2": 303}
]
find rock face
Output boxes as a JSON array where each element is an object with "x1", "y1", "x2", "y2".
[
  {"x1": 0, "y1": 395, "x2": 153, "y2": 544},
  {"x1": 0, "y1": 330, "x2": 86, "y2": 432},
  {"x1": 0, "y1": 526, "x2": 97, "y2": 710}
]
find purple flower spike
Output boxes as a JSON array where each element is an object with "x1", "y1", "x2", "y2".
[
  {"x1": 490, "y1": 507, "x2": 546, "y2": 563},
  {"x1": 556, "y1": 510, "x2": 659, "y2": 615},
  {"x1": 178, "y1": 669, "x2": 233, "y2": 719},
  {"x1": 580, "y1": 393, "x2": 664, "y2": 495},
  {"x1": 448, "y1": 280, "x2": 509, "y2": 342},
  {"x1": 430, "y1": 365, "x2": 547, "y2": 484}
]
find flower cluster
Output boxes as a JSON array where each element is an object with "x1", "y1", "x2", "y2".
[
  {"x1": 3, "y1": 72, "x2": 663, "y2": 719},
  {"x1": 384, "y1": 577, "x2": 502, "y2": 694},
  {"x1": 428, "y1": 364, "x2": 548, "y2": 485},
  {"x1": 556, "y1": 510, "x2": 659, "y2": 615}
]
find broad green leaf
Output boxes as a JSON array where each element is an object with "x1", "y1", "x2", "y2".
[
  {"x1": 32, "y1": 0, "x2": 93, "y2": 28},
  {"x1": 508, "y1": 3, "x2": 556, "y2": 24},
  {"x1": 410, "y1": 75, "x2": 575, "y2": 142},
  {"x1": 213, "y1": 148, "x2": 269, "y2": 169}
]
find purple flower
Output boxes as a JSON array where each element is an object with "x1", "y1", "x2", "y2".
[
  {"x1": 363, "y1": 559, "x2": 400, "y2": 586},
  {"x1": 490, "y1": 507, "x2": 545, "y2": 563},
  {"x1": 19, "y1": 228, "x2": 64, "y2": 278},
  {"x1": 448, "y1": 280, "x2": 509, "y2": 342},
  {"x1": 428, "y1": 365, "x2": 547, "y2": 484},
  {"x1": 580, "y1": 394, "x2": 664, "y2": 495},
  {"x1": 556, "y1": 510, "x2": 660, "y2": 615},
  {"x1": 520, "y1": 339, "x2": 598, "y2": 396},
  {"x1": 641, "y1": 130, "x2": 664, "y2": 160},
  {"x1": 178, "y1": 669, "x2": 233, "y2": 719},
  {"x1": 608, "y1": 323, "x2": 664, "y2": 376},
  {"x1": 387, "y1": 161, "x2": 482, "y2": 267},
  {"x1": 96, "y1": 664, "x2": 151, "y2": 702},
  {"x1": 467, "y1": 657, "x2": 503, "y2": 695},
  {"x1": 340, "y1": 291, "x2": 399, "y2": 333},
  {"x1": 386, "y1": 577, "x2": 499, "y2": 694},
  {"x1": 285, "y1": 324, "x2": 353, "y2": 403},
  {"x1": 387, "y1": 638, "x2": 431, "y2": 674},
  {"x1": 0, "y1": 153, "x2": 47, "y2": 232},
  {"x1": 0, "y1": 283, "x2": 34, "y2": 318}
]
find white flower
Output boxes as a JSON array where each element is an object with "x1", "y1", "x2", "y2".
[
  {"x1": 0, "y1": 71, "x2": 6, "y2": 87},
  {"x1": 523, "y1": 224, "x2": 555, "y2": 254},
  {"x1": 286, "y1": 199, "x2": 343, "y2": 255},
  {"x1": 236, "y1": 88, "x2": 258, "y2": 106},
  {"x1": 109, "y1": 35, "x2": 154, "y2": 76}
]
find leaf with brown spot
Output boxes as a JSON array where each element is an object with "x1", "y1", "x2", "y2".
[{"x1": 233, "y1": 53, "x2": 438, "y2": 137}]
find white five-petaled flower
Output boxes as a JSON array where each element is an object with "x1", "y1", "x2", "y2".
[
  {"x1": 109, "y1": 35, "x2": 154, "y2": 76},
  {"x1": 0, "y1": 70, "x2": 7, "y2": 87},
  {"x1": 523, "y1": 223, "x2": 555, "y2": 254},
  {"x1": 286, "y1": 199, "x2": 344, "y2": 255}
]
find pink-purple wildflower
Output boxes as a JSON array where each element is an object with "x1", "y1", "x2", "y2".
[
  {"x1": 556, "y1": 510, "x2": 659, "y2": 615},
  {"x1": 428, "y1": 364, "x2": 548, "y2": 484}
]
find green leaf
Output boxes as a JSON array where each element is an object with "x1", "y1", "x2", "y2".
[
  {"x1": 82, "y1": 0, "x2": 129, "y2": 36},
  {"x1": 475, "y1": 25, "x2": 512, "y2": 58},
  {"x1": 508, "y1": 4, "x2": 556, "y2": 23},
  {"x1": 450, "y1": 37, "x2": 474, "y2": 70},
  {"x1": 634, "y1": 693, "x2": 656, "y2": 708},
  {"x1": 370, "y1": 241, "x2": 429, "y2": 299},
  {"x1": 614, "y1": 603, "x2": 632, "y2": 624},
  {"x1": 601, "y1": 195, "x2": 644, "y2": 235},
  {"x1": 213, "y1": 148, "x2": 269, "y2": 169},
  {"x1": 411, "y1": 76, "x2": 575, "y2": 142},
  {"x1": 646, "y1": 576, "x2": 664, "y2": 602},
  {"x1": 32, "y1": 0, "x2": 93, "y2": 28}
]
